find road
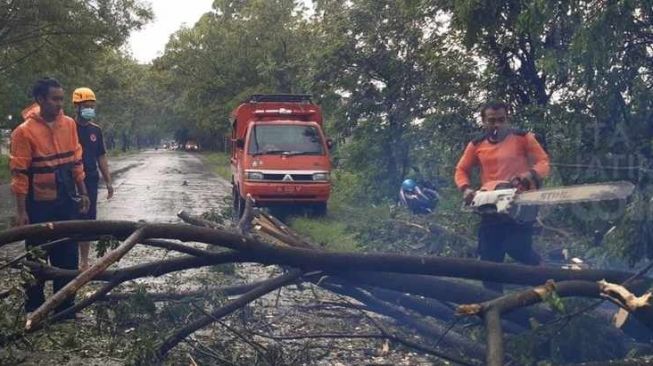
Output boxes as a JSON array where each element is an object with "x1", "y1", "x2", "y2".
[
  {"x1": 97, "y1": 150, "x2": 231, "y2": 222},
  {"x1": 1, "y1": 150, "x2": 232, "y2": 227}
]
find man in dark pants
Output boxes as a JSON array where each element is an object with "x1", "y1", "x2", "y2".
[
  {"x1": 10, "y1": 78, "x2": 90, "y2": 314},
  {"x1": 454, "y1": 102, "x2": 550, "y2": 292},
  {"x1": 72, "y1": 87, "x2": 113, "y2": 270}
]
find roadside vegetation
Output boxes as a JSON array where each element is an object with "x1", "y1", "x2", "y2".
[{"x1": 202, "y1": 152, "x2": 232, "y2": 182}]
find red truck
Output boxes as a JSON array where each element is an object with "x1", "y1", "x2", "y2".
[{"x1": 230, "y1": 94, "x2": 332, "y2": 217}]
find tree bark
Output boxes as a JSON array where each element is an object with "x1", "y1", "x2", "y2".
[{"x1": 1, "y1": 221, "x2": 646, "y2": 288}]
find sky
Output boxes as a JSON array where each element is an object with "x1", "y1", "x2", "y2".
[
  {"x1": 128, "y1": 0, "x2": 314, "y2": 64},
  {"x1": 128, "y1": 0, "x2": 214, "y2": 63}
]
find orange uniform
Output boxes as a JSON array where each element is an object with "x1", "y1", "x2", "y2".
[
  {"x1": 10, "y1": 103, "x2": 85, "y2": 201},
  {"x1": 454, "y1": 130, "x2": 550, "y2": 191}
]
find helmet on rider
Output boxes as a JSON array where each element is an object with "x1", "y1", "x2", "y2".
[{"x1": 401, "y1": 179, "x2": 417, "y2": 192}]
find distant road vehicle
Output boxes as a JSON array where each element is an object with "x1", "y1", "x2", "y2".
[
  {"x1": 230, "y1": 94, "x2": 333, "y2": 217},
  {"x1": 185, "y1": 140, "x2": 199, "y2": 151}
]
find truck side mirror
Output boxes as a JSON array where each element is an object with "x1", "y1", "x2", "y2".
[
  {"x1": 326, "y1": 138, "x2": 334, "y2": 150},
  {"x1": 236, "y1": 139, "x2": 245, "y2": 149}
]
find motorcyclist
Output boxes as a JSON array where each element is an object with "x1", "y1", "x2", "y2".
[{"x1": 399, "y1": 179, "x2": 440, "y2": 214}]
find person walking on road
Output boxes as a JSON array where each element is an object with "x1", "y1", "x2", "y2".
[
  {"x1": 72, "y1": 87, "x2": 113, "y2": 271},
  {"x1": 10, "y1": 77, "x2": 90, "y2": 315},
  {"x1": 454, "y1": 101, "x2": 550, "y2": 292}
]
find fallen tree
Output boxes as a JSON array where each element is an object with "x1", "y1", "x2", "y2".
[
  {"x1": 0, "y1": 220, "x2": 646, "y2": 286},
  {"x1": 0, "y1": 210, "x2": 651, "y2": 365}
]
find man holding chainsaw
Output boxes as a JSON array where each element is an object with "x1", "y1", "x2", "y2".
[{"x1": 454, "y1": 101, "x2": 550, "y2": 292}]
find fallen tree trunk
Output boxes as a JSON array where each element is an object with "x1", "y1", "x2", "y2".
[{"x1": 1, "y1": 220, "x2": 645, "y2": 287}]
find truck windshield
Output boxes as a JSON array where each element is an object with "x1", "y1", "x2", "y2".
[{"x1": 248, "y1": 125, "x2": 324, "y2": 155}]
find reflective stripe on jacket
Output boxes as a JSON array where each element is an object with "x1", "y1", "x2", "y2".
[{"x1": 10, "y1": 103, "x2": 85, "y2": 201}]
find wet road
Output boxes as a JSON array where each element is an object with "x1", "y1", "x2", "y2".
[
  {"x1": 96, "y1": 150, "x2": 230, "y2": 222},
  {"x1": 1, "y1": 150, "x2": 231, "y2": 227}
]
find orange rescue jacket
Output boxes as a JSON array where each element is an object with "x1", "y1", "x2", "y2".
[
  {"x1": 454, "y1": 130, "x2": 550, "y2": 191},
  {"x1": 10, "y1": 103, "x2": 85, "y2": 201}
]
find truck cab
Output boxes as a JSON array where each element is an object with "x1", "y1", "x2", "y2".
[{"x1": 230, "y1": 94, "x2": 332, "y2": 217}]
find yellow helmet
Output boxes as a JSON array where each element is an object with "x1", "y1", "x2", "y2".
[{"x1": 72, "y1": 87, "x2": 96, "y2": 104}]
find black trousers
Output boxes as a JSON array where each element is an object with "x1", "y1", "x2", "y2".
[
  {"x1": 478, "y1": 219, "x2": 541, "y2": 292},
  {"x1": 79, "y1": 176, "x2": 98, "y2": 220},
  {"x1": 24, "y1": 198, "x2": 79, "y2": 314}
]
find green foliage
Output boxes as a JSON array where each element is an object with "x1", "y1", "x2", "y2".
[
  {"x1": 541, "y1": 290, "x2": 566, "y2": 314},
  {"x1": 290, "y1": 215, "x2": 360, "y2": 252},
  {"x1": 310, "y1": 0, "x2": 477, "y2": 197},
  {"x1": 202, "y1": 152, "x2": 232, "y2": 181},
  {"x1": 0, "y1": 0, "x2": 152, "y2": 128}
]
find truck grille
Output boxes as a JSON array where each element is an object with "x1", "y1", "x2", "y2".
[{"x1": 262, "y1": 173, "x2": 313, "y2": 181}]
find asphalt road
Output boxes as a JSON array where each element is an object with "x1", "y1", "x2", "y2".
[
  {"x1": 0, "y1": 150, "x2": 231, "y2": 225},
  {"x1": 96, "y1": 149, "x2": 231, "y2": 222}
]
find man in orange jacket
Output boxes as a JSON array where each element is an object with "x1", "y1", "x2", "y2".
[
  {"x1": 454, "y1": 101, "x2": 550, "y2": 292},
  {"x1": 10, "y1": 77, "x2": 90, "y2": 315}
]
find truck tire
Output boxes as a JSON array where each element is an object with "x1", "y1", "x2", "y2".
[{"x1": 232, "y1": 187, "x2": 246, "y2": 220}]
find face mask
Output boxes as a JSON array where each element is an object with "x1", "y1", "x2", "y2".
[{"x1": 80, "y1": 107, "x2": 96, "y2": 120}]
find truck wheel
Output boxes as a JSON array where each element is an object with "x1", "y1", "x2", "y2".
[
  {"x1": 232, "y1": 187, "x2": 245, "y2": 220},
  {"x1": 237, "y1": 195, "x2": 246, "y2": 218},
  {"x1": 312, "y1": 203, "x2": 327, "y2": 217}
]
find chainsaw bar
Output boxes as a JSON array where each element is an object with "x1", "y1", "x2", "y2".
[{"x1": 514, "y1": 181, "x2": 635, "y2": 206}]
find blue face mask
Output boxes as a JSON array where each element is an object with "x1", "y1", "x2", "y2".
[{"x1": 80, "y1": 107, "x2": 96, "y2": 120}]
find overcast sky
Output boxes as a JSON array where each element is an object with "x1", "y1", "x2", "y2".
[
  {"x1": 128, "y1": 1, "x2": 314, "y2": 64},
  {"x1": 128, "y1": 0, "x2": 214, "y2": 63}
]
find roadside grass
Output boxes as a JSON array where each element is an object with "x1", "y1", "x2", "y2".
[
  {"x1": 202, "y1": 151, "x2": 231, "y2": 181},
  {"x1": 0, "y1": 155, "x2": 9, "y2": 184},
  {"x1": 290, "y1": 214, "x2": 360, "y2": 252}
]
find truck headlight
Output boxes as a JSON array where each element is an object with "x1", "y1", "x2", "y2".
[
  {"x1": 246, "y1": 171, "x2": 264, "y2": 180},
  {"x1": 312, "y1": 173, "x2": 330, "y2": 181}
]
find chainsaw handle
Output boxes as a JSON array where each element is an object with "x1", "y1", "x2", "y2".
[{"x1": 510, "y1": 176, "x2": 531, "y2": 193}]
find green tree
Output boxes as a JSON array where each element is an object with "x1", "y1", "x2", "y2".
[
  {"x1": 156, "y1": 0, "x2": 312, "y2": 149},
  {"x1": 309, "y1": 0, "x2": 477, "y2": 199},
  {"x1": 0, "y1": 0, "x2": 152, "y2": 127}
]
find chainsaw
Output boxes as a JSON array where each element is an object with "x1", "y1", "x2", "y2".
[{"x1": 467, "y1": 181, "x2": 636, "y2": 222}]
